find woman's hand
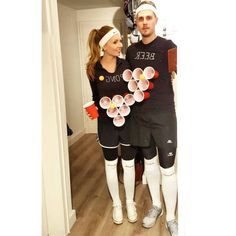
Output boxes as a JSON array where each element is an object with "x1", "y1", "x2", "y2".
[{"x1": 86, "y1": 106, "x2": 98, "y2": 120}]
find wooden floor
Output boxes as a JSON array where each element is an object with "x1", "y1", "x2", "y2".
[{"x1": 68, "y1": 133, "x2": 174, "y2": 236}]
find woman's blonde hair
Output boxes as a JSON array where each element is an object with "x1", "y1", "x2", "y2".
[{"x1": 86, "y1": 25, "x2": 113, "y2": 80}]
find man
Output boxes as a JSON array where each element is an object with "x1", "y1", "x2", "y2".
[{"x1": 126, "y1": 1, "x2": 178, "y2": 235}]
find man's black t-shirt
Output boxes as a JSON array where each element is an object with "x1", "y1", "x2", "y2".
[{"x1": 126, "y1": 36, "x2": 176, "y2": 111}]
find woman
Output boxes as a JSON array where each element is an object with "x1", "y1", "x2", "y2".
[{"x1": 86, "y1": 25, "x2": 137, "y2": 224}]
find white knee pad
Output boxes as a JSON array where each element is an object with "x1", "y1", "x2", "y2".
[{"x1": 160, "y1": 166, "x2": 175, "y2": 176}]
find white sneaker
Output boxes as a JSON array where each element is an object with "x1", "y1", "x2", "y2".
[
  {"x1": 166, "y1": 220, "x2": 178, "y2": 236},
  {"x1": 112, "y1": 204, "x2": 123, "y2": 224},
  {"x1": 142, "y1": 205, "x2": 163, "y2": 228},
  {"x1": 126, "y1": 201, "x2": 137, "y2": 223}
]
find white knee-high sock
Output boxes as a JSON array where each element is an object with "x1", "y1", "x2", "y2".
[
  {"x1": 144, "y1": 156, "x2": 161, "y2": 208},
  {"x1": 105, "y1": 159, "x2": 121, "y2": 206},
  {"x1": 160, "y1": 166, "x2": 178, "y2": 222},
  {"x1": 122, "y1": 159, "x2": 135, "y2": 203}
]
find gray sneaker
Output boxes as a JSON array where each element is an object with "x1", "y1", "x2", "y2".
[
  {"x1": 142, "y1": 205, "x2": 163, "y2": 228},
  {"x1": 166, "y1": 220, "x2": 178, "y2": 236}
]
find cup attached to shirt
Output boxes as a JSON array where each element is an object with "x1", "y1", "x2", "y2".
[
  {"x1": 128, "y1": 79, "x2": 138, "y2": 92},
  {"x1": 113, "y1": 114, "x2": 125, "y2": 127},
  {"x1": 143, "y1": 66, "x2": 155, "y2": 79},
  {"x1": 122, "y1": 69, "x2": 133, "y2": 82},
  {"x1": 132, "y1": 68, "x2": 143, "y2": 81},
  {"x1": 124, "y1": 93, "x2": 135, "y2": 106},
  {"x1": 119, "y1": 104, "x2": 131, "y2": 117},
  {"x1": 83, "y1": 101, "x2": 99, "y2": 119},
  {"x1": 138, "y1": 79, "x2": 149, "y2": 91},
  {"x1": 106, "y1": 106, "x2": 119, "y2": 118},
  {"x1": 133, "y1": 90, "x2": 150, "y2": 102},
  {"x1": 99, "y1": 96, "x2": 111, "y2": 109},
  {"x1": 112, "y1": 95, "x2": 124, "y2": 107}
]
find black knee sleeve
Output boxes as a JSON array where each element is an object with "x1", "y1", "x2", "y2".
[
  {"x1": 140, "y1": 145, "x2": 157, "y2": 160},
  {"x1": 120, "y1": 145, "x2": 137, "y2": 160},
  {"x1": 158, "y1": 147, "x2": 176, "y2": 168},
  {"x1": 102, "y1": 148, "x2": 118, "y2": 161}
]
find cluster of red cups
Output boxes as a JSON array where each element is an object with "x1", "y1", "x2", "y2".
[
  {"x1": 97, "y1": 66, "x2": 159, "y2": 127},
  {"x1": 122, "y1": 66, "x2": 159, "y2": 102}
]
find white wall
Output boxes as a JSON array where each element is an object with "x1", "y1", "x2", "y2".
[
  {"x1": 58, "y1": 4, "x2": 85, "y2": 145},
  {"x1": 138, "y1": 0, "x2": 178, "y2": 43}
]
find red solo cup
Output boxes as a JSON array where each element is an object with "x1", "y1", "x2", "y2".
[
  {"x1": 119, "y1": 104, "x2": 131, "y2": 117},
  {"x1": 154, "y1": 70, "x2": 159, "y2": 79},
  {"x1": 99, "y1": 96, "x2": 111, "y2": 109},
  {"x1": 124, "y1": 93, "x2": 135, "y2": 106},
  {"x1": 128, "y1": 79, "x2": 138, "y2": 92},
  {"x1": 122, "y1": 69, "x2": 133, "y2": 82},
  {"x1": 143, "y1": 91, "x2": 150, "y2": 100},
  {"x1": 106, "y1": 107, "x2": 119, "y2": 118},
  {"x1": 143, "y1": 66, "x2": 155, "y2": 79},
  {"x1": 113, "y1": 115, "x2": 125, "y2": 127},
  {"x1": 133, "y1": 90, "x2": 144, "y2": 102},
  {"x1": 138, "y1": 79, "x2": 149, "y2": 91},
  {"x1": 83, "y1": 101, "x2": 99, "y2": 119},
  {"x1": 148, "y1": 81, "x2": 154, "y2": 90},
  {"x1": 132, "y1": 68, "x2": 143, "y2": 81},
  {"x1": 112, "y1": 95, "x2": 124, "y2": 107}
]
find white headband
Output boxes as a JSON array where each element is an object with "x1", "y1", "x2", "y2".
[
  {"x1": 99, "y1": 28, "x2": 120, "y2": 48},
  {"x1": 135, "y1": 4, "x2": 158, "y2": 17}
]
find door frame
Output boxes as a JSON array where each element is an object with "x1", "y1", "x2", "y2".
[{"x1": 42, "y1": 0, "x2": 76, "y2": 235}]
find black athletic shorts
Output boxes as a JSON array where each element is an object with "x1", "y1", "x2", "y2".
[
  {"x1": 130, "y1": 108, "x2": 177, "y2": 148},
  {"x1": 97, "y1": 117, "x2": 132, "y2": 148}
]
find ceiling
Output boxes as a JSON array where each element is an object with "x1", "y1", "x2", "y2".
[{"x1": 57, "y1": 0, "x2": 123, "y2": 10}]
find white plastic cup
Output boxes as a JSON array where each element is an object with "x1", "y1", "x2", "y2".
[
  {"x1": 138, "y1": 79, "x2": 149, "y2": 91},
  {"x1": 124, "y1": 93, "x2": 135, "y2": 106},
  {"x1": 143, "y1": 66, "x2": 155, "y2": 80},
  {"x1": 133, "y1": 90, "x2": 144, "y2": 102},
  {"x1": 112, "y1": 95, "x2": 124, "y2": 107},
  {"x1": 134, "y1": 90, "x2": 150, "y2": 102},
  {"x1": 106, "y1": 107, "x2": 119, "y2": 118},
  {"x1": 113, "y1": 115, "x2": 125, "y2": 127},
  {"x1": 122, "y1": 69, "x2": 133, "y2": 82},
  {"x1": 99, "y1": 96, "x2": 111, "y2": 109},
  {"x1": 132, "y1": 68, "x2": 143, "y2": 80},
  {"x1": 128, "y1": 79, "x2": 138, "y2": 92},
  {"x1": 119, "y1": 104, "x2": 131, "y2": 117}
]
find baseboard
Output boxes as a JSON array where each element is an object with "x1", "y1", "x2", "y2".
[
  {"x1": 69, "y1": 209, "x2": 76, "y2": 230},
  {"x1": 68, "y1": 129, "x2": 85, "y2": 146},
  {"x1": 142, "y1": 172, "x2": 147, "y2": 185}
]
